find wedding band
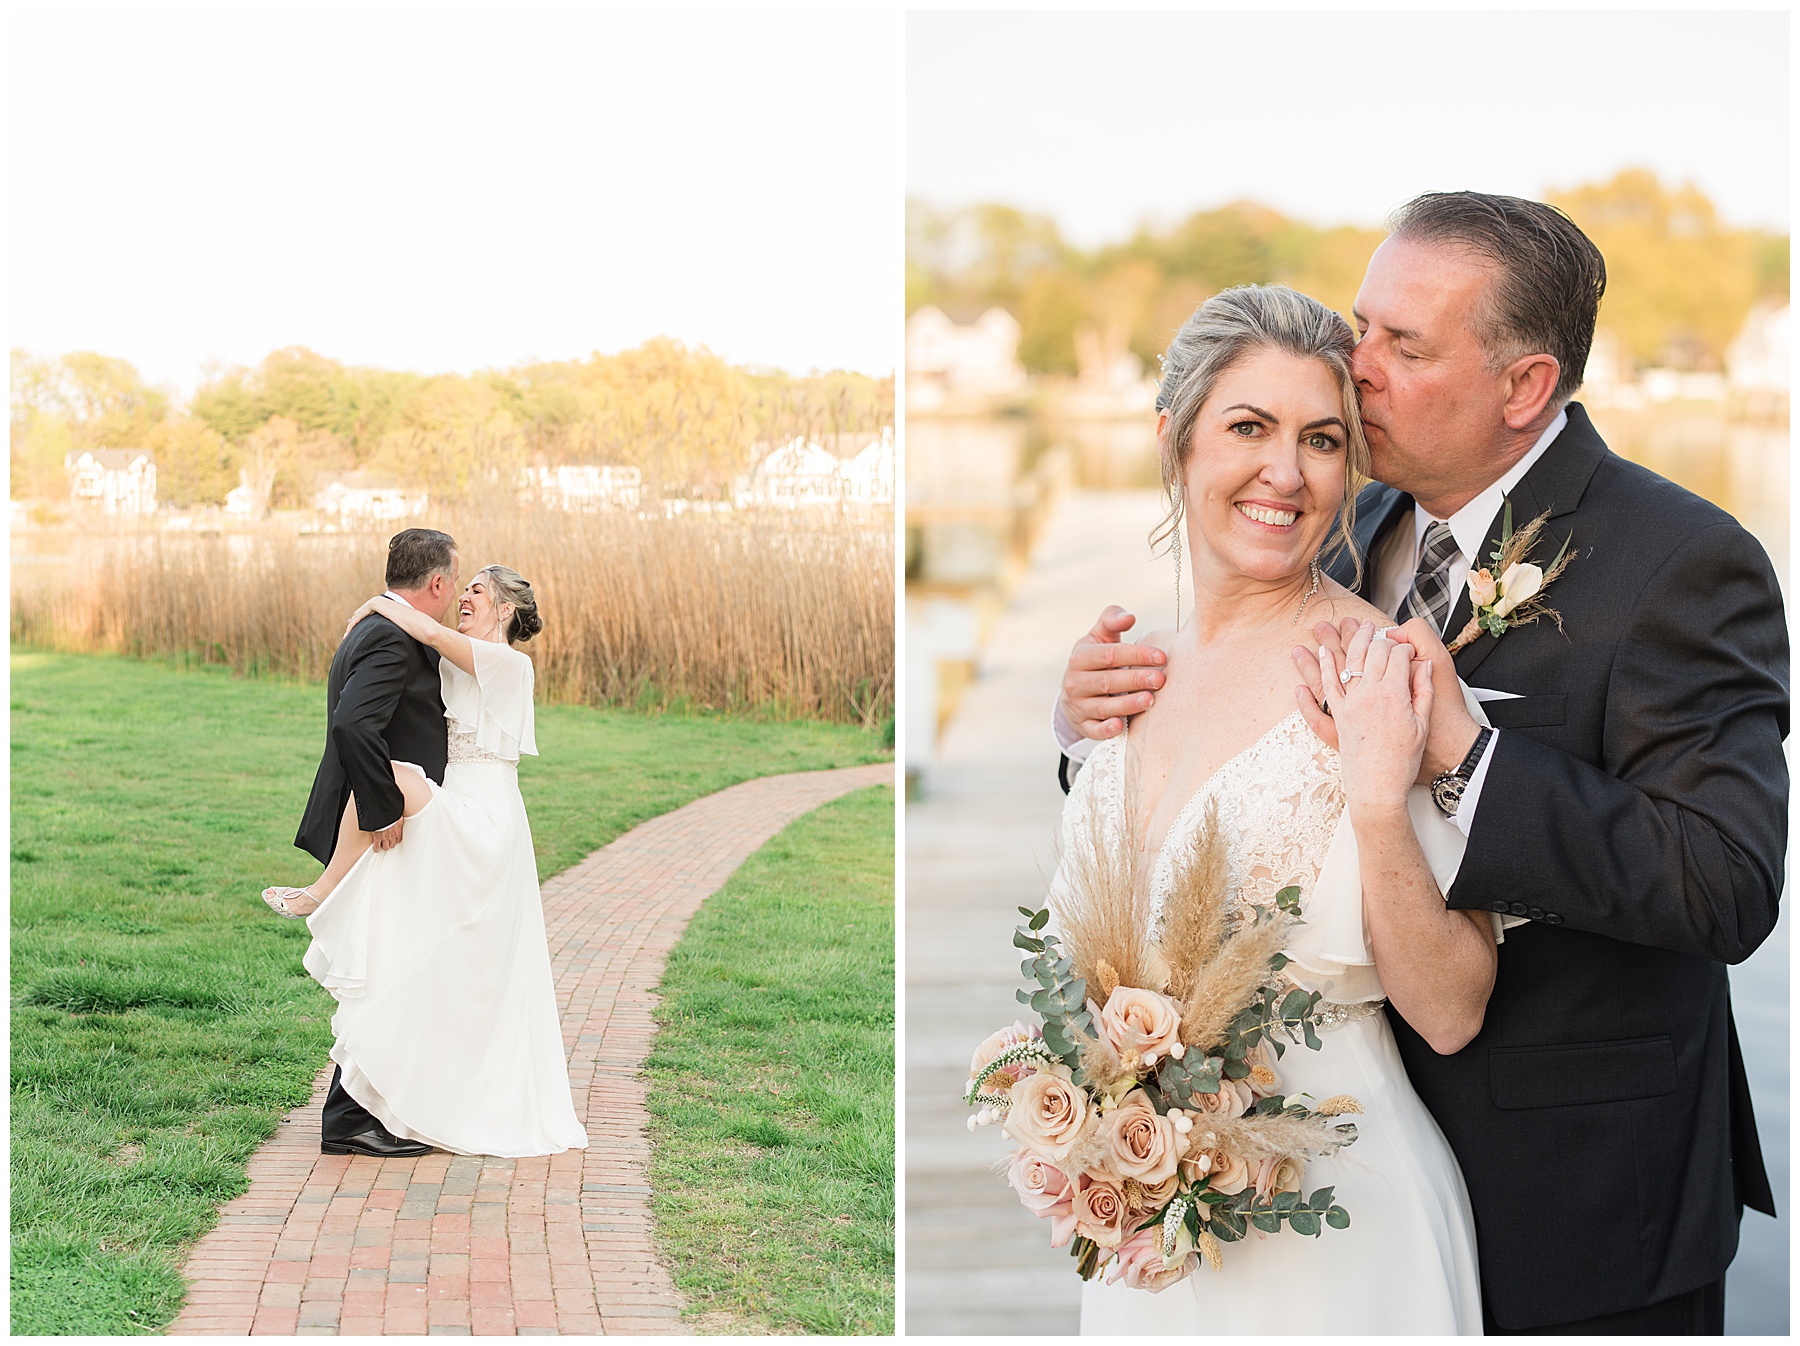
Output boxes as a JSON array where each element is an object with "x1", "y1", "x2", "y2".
[{"x1": 1339, "y1": 669, "x2": 1364, "y2": 685}]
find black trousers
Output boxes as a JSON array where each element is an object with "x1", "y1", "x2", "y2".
[
  {"x1": 1485, "y1": 1277, "x2": 1725, "y2": 1335},
  {"x1": 319, "y1": 1065, "x2": 382, "y2": 1143}
]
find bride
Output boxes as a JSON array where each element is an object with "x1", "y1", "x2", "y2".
[
  {"x1": 263, "y1": 565, "x2": 588, "y2": 1159},
  {"x1": 1067, "y1": 285, "x2": 1493, "y2": 1334}
]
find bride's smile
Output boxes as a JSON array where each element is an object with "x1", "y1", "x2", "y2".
[
  {"x1": 1178, "y1": 346, "x2": 1349, "y2": 602},
  {"x1": 456, "y1": 575, "x2": 516, "y2": 642}
]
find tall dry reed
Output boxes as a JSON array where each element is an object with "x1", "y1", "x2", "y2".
[{"x1": 11, "y1": 507, "x2": 894, "y2": 725}]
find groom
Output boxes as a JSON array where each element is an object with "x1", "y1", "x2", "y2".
[
  {"x1": 1054, "y1": 192, "x2": 1785, "y2": 1333},
  {"x1": 295, "y1": 526, "x2": 460, "y2": 1158}
]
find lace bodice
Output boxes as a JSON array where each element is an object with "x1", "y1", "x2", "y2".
[
  {"x1": 1073, "y1": 711, "x2": 1345, "y2": 928},
  {"x1": 448, "y1": 730, "x2": 513, "y2": 768},
  {"x1": 1061, "y1": 711, "x2": 1383, "y2": 1023}
]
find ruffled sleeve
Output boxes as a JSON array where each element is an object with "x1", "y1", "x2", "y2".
[
  {"x1": 440, "y1": 640, "x2": 538, "y2": 761},
  {"x1": 1282, "y1": 684, "x2": 1515, "y2": 1005}
]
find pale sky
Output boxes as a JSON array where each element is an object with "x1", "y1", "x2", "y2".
[
  {"x1": 11, "y1": 10, "x2": 902, "y2": 398},
  {"x1": 908, "y1": 10, "x2": 1790, "y2": 245}
]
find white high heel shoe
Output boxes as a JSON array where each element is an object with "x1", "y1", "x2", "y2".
[{"x1": 262, "y1": 885, "x2": 322, "y2": 918}]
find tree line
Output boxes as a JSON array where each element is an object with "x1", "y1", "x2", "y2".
[
  {"x1": 907, "y1": 169, "x2": 1788, "y2": 380},
  {"x1": 10, "y1": 340, "x2": 894, "y2": 510}
]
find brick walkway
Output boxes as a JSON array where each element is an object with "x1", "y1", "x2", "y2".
[{"x1": 171, "y1": 762, "x2": 894, "y2": 1337}]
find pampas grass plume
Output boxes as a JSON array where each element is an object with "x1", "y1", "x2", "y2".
[
  {"x1": 1176, "y1": 917, "x2": 1288, "y2": 1051},
  {"x1": 1057, "y1": 803, "x2": 1161, "y2": 996},
  {"x1": 1158, "y1": 801, "x2": 1231, "y2": 1002},
  {"x1": 1205, "y1": 1111, "x2": 1358, "y2": 1163}
]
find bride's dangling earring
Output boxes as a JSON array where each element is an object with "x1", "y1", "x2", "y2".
[
  {"x1": 1171, "y1": 489, "x2": 1184, "y2": 633},
  {"x1": 1292, "y1": 556, "x2": 1322, "y2": 626}
]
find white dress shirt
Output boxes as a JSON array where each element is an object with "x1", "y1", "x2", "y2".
[
  {"x1": 1368, "y1": 409, "x2": 1564, "y2": 837},
  {"x1": 1057, "y1": 410, "x2": 1570, "y2": 839}
]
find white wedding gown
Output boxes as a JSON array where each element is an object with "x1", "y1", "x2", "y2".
[
  {"x1": 303, "y1": 638, "x2": 589, "y2": 1158},
  {"x1": 1066, "y1": 711, "x2": 1486, "y2": 1335}
]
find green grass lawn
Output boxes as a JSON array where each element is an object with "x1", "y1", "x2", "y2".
[
  {"x1": 644, "y1": 784, "x2": 895, "y2": 1335},
  {"x1": 10, "y1": 649, "x2": 888, "y2": 1336}
]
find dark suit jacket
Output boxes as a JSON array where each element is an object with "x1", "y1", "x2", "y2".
[
  {"x1": 295, "y1": 613, "x2": 449, "y2": 865},
  {"x1": 1333, "y1": 403, "x2": 1785, "y2": 1328}
]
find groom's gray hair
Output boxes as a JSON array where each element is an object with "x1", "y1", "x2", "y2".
[
  {"x1": 386, "y1": 528, "x2": 458, "y2": 590},
  {"x1": 1387, "y1": 191, "x2": 1606, "y2": 409}
]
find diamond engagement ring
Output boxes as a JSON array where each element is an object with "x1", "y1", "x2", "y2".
[{"x1": 1339, "y1": 669, "x2": 1365, "y2": 685}]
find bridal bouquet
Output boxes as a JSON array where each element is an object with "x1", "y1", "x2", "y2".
[{"x1": 964, "y1": 805, "x2": 1360, "y2": 1290}]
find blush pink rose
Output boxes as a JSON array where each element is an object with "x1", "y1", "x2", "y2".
[
  {"x1": 1074, "y1": 1174, "x2": 1132, "y2": 1249},
  {"x1": 1098, "y1": 986, "x2": 1185, "y2": 1068},
  {"x1": 1006, "y1": 1071, "x2": 1090, "y2": 1160},
  {"x1": 1253, "y1": 1155, "x2": 1305, "y2": 1200},
  {"x1": 1007, "y1": 1151, "x2": 1080, "y2": 1247},
  {"x1": 1187, "y1": 1078, "x2": 1253, "y2": 1121},
  {"x1": 1466, "y1": 567, "x2": 1498, "y2": 610},
  {"x1": 1129, "y1": 1171, "x2": 1181, "y2": 1213},
  {"x1": 1106, "y1": 1226, "x2": 1197, "y2": 1293},
  {"x1": 1104, "y1": 1089, "x2": 1184, "y2": 1184},
  {"x1": 1182, "y1": 1145, "x2": 1252, "y2": 1196}
]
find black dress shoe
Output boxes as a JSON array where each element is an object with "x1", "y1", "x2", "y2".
[{"x1": 321, "y1": 1126, "x2": 434, "y2": 1157}]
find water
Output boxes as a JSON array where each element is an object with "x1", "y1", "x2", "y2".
[{"x1": 1727, "y1": 905, "x2": 1788, "y2": 1333}]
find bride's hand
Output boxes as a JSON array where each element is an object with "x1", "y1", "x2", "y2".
[
  {"x1": 1318, "y1": 621, "x2": 1433, "y2": 821},
  {"x1": 1293, "y1": 617, "x2": 1364, "y2": 749},
  {"x1": 344, "y1": 596, "x2": 386, "y2": 637}
]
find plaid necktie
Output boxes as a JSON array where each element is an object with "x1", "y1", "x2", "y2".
[{"x1": 1397, "y1": 520, "x2": 1460, "y2": 633}]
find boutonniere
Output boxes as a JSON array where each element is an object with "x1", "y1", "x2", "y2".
[{"x1": 1446, "y1": 497, "x2": 1574, "y2": 654}]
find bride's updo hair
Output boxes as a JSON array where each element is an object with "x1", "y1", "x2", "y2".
[
  {"x1": 479, "y1": 565, "x2": 542, "y2": 644},
  {"x1": 1151, "y1": 284, "x2": 1371, "y2": 583}
]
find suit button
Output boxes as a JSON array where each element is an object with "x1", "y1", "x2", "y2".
[
  {"x1": 1509, "y1": 902, "x2": 1529, "y2": 916},
  {"x1": 1527, "y1": 906, "x2": 1545, "y2": 920},
  {"x1": 1491, "y1": 901, "x2": 1510, "y2": 913},
  {"x1": 1545, "y1": 912, "x2": 1564, "y2": 925}
]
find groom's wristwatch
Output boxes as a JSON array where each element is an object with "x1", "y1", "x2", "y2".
[{"x1": 1431, "y1": 726, "x2": 1494, "y2": 818}]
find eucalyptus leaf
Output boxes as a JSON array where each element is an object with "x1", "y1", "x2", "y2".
[
  {"x1": 1290, "y1": 1210, "x2": 1321, "y2": 1237},
  {"x1": 1326, "y1": 1207, "x2": 1350, "y2": 1230}
]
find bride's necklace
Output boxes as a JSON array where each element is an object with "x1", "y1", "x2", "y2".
[{"x1": 1292, "y1": 558, "x2": 1322, "y2": 626}]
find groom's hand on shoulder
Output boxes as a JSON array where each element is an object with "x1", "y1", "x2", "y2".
[{"x1": 1061, "y1": 606, "x2": 1167, "y2": 741}]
